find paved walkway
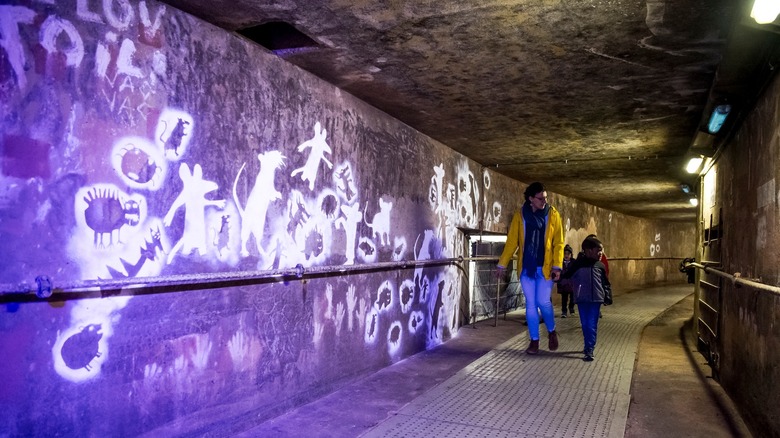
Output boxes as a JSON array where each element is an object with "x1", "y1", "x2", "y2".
[
  {"x1": 241, "y1": 284, "x2": 748, "y2": 437},
  {"x1": 363, "y1": 285, "x2": 691, "y2": 437}
]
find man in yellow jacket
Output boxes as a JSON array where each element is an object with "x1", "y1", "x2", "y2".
[{"x1": 497, "y1": 182, "x2": 565, "y2": 354}]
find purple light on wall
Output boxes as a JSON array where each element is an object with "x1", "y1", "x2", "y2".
[{"x1": 2, "y1": 134, "x2": 51, "y2": 179}]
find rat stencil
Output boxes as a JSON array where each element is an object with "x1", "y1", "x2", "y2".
[
  {"x1": 291, "y1": 122, "x2": 333, "y2": 191},
  {"x1": 164, "y1": 163, "x2": 226, "y2": 263},
  {"x1": 233, "y1": 150, "x2": 286, "y2": 257}
]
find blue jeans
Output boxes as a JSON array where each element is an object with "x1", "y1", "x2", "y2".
[
  {"x1": 578, "y1": 302, "x2": 602, "y2": 352},
  {"x1": 521, "y1": 267, "x2": 555, "y2": 340}
]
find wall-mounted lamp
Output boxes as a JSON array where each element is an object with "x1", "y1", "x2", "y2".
[
  {"x1": 689, "y1": 197, "x2": 699, "y2": 207},
  {"x1": 707, "y1": 104, "x2": 731, "y2": 134},
  {"x1": 752, "y1": 0, "x2": 780, "y2": 24},
  {"x1": 686, "y1": 156, "x2": 704, "y2": 174},
  {"x1": 680, "y1": 183, "x2": 692, "y2": 194}
]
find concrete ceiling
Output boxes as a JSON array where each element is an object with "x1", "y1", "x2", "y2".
[{"x1": 161, "y1": 0, "x2": 780, "y2": 221}]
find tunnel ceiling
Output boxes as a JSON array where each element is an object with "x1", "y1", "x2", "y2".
[{"x1": 161, "y1": 0, "x2": 780, "y2": 222}]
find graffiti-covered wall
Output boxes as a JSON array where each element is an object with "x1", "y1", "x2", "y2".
[{"x1": 0, "y1": 1, "x2": 693, "y2": 436}]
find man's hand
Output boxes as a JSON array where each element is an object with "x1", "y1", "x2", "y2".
[
  {"x1": 495, "y1": 265, "x2": 506, "y2": 280},
  {"x1": 550, "y1": 269, "x2": 561, "y2": 282}
]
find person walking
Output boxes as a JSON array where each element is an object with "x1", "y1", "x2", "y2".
[
  {"x1": 562, "y1": 235, "x2": 613, "y2": 361},
  {"x1": 496, "y1": 182, "x2": 565, "y2": 355},
  {"x1": 557, "y1": 244, "x2": 575, "y2": 317}
]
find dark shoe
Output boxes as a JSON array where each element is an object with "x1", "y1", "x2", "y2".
[
  {"x1": 548, "y1": 331, "x2": 559, "y2": 351},
  {"x1": 561, "y1": 313, "x2": 567, "y2": 318},
  {"x1": 583, "y1": 348, "x2": 594, "y2": 361},
  {"x1": 526, "y1": 340, "x2": 539, "y2": 355},
  {"x1": 569, "y1": 308, "x2": 575, "y2": 315}
]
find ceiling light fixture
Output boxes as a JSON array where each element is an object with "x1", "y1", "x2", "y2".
[
  {"x1": 707, "y1": 104, "x2": 731, "y2": 134},
  {"x1": 751, "y1": 0, "x2": 780, "y2": 24},
  {"x1": 680, "y1": 183, "x2": 692, "y2": 194},
  {"x1": 690, "y1": 197, "x2": 699, "y2": 207},
  {"x1": 686, "y1": 157, "x2": 704, "y2": 174}
]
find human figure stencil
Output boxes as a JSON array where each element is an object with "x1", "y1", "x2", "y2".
[{"x1": 291, "y1": 122, "x2": 333, "y2": 191}]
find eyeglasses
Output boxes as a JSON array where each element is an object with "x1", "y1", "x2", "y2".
[{"x1": 533, "y1": 194, "x2": 547, "y2": 201}]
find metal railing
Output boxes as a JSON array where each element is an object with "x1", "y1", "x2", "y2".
[
  {"x1": 690, "y1": 262, "x2": 780, "y2": 297},
  {"x1": 0, "y1": 256, "x2": 500, "y2": 299}
]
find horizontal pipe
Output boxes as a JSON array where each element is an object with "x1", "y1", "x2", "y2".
[
  {"x1": 2, "y1": 254, "x2": 690, "y2": 298},
  {"x1": 690, "y1": 262, "x2": 780, "y2": 297},
  {"x1": 2, "y1": 256, "x2": 501, "y2": 297}
]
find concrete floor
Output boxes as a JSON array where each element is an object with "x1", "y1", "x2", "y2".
[{"x1": 237, "y1": 284, "x2": 752, "y2": 437}]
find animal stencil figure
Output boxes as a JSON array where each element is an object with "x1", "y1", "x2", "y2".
[
  {"x1": 364, "y1": 198, "x2": 392, "y2": 246},
  {"x1": 334, "y1": 162, "x2": 356, "y2": 202},
  {"x1": 212, "y1": 215, "x2": 230, "y2": 256},
  {"x1": 414, "y1": 229, "x2": 437, "y2": 302},
  {"x1": 335, "y1": 202, "x2": 363, "y2": 264},
  {"x1": 164, "y1": 163, "x2": 226, "y2": 263},
  {"x1": 161, "y1": 118, "x2": 190, "y2": 157},
  {"x1": 291, "y1": 122, "x2": 333, "y2": 191},
  {"x1": 107, "y1": 227, "x2": 164, "y2": 278},
  {"x1": 233, "y1": 150, "x2": 286, "y2": 257}
]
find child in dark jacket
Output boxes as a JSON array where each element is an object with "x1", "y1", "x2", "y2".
[
  {"x1": 556, "y1": 244, "x2": 575, "y2": 317},
  {"x1": 562, "y1": 235, "x2": 612, "y2": 361}
]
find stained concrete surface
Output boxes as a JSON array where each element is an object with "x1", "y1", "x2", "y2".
[
  {"x1": 238, "y1": 287, "x2": 751, "y2": 437},
  {"x1": 625, "y1": 293, "x2": 752, "y2": 438}
]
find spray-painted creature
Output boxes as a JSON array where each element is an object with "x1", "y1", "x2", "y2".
[
  {"x1": 164, "y1": 163, "x2": 226, "y2": 262},
  {"x1": 291, "y1": 122, "x2": 333, "y2": 191},
  {"x1": 160, "y1": 118, "x2": 190, "y2": 157},
  {"x1": 61, "y1": 324, "x2": 103, "y2": 371},
  {"x1": 107, "y1": 227, "x2": 163, "y2": 278},
  {"x1": 233, "y1": 151, "x2": 286, "y2": 257},
  {"x1": 117, "y1": 145, "x2": 160, "y2": 185},
  {"x1": 83, "y1": 188, "x2": 140, "y2": 247}
]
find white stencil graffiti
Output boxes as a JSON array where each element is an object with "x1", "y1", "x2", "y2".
[
  {"x1": 457, "y1": 162, "x2": 479, "y2": 227},
  {"x1": 429, "y1": 163, "x2": 445, "y2": 211},
  {"x1": 164, "y1": 163, "x2": 226, "y2": 263},
  {"x1": 335, "y1": 202, "x2": 362, "y2": 265},
  {"x1": 291, "y1": 121, "x2": 333, "y2": 190},
  {"x1": 116, "y1": 38, "x2": 143, "y2": 78},
  {"x1": 228, "y1": 330, "x2": 262, "y2": 372},
  {"x1": 649, "y1": 242, "x2": 661, "y2": 256},
  {"x1": 324, "y1": 284, "x2": 334, "y2": 319},
  {"x1": 333, "y1": 162, "x2": 357, "y2": 202},
  {"x1": 0, "y1": 6, "x2": 36, "y2": 89},
  {"x1": 334, "y1": 301, "x2": 346, "y2": 336},
  {"x1": 155, "y1": 109, "x2": 194, "y2": 160},
  {"x1": 233, "y1": 150, "x2": 286, "y2": 257},
  {"x1": 392, "y1": 236, "x2": 407, "y2": 261},
  {"x1": 190, "y1": 334, "x2": 213, "y2": 370},
  {"x1": 77, "y1": 0, "x2": 104, "y2": 23},
  {"x1": 387, "y1": 321, "x2": 403, "y2": 355},
  {"x1": 414, "y1": 229, "x2": 438, "y2": 302},
  {"x1": 346, "y1": 284, "x2": 358, "y2": 331},
  {"x1": 408, "y1": 311, "x2": 424, "y2": 334},
  {"x1": 358, "y1": 236, "x2": 377, "y2": 263},
  {"x1": 365, "y1": 198, "x2": 393, "y2": 246},
  {"x1": 399, "y1": 279, "x2": 415, "y2": 314},
  {"x1": 111, "y1": 136, "x2": 166, "y2": 190},
  {"x1": 41, "y1": 15, "x2": 85, "y2": 68},
  {"x1": 364, "y1": 309, "x2": 379, "y2": 344},
  {"x1": 139, "y1": 1, "x2": 166, "y2": 40},
  {"x1": 103, "y1": 0, "x2": 135, "y2": 31},
  {"x1": 52, "y1": 296, "x2": 132, "y2": 383},
  {"x1": 375, "y1": 280, "x2": 394, "y2": 312}
]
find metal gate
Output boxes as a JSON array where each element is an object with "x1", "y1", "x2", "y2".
[
  {"x1": 697, "y1": 208, "x2": 722, "y2": 378},
  {"x1": 469, "y1": 239, "x2": 523, "y2": 326}
]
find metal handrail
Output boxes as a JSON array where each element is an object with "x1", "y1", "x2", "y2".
[
  {"x1": 1, "y1": 255, "x2": 502, "y2": 298},
  {"x1": 1, "y1": 254, "x2": 696, "y2": 299},
  {"x1": 690, "y1": 262, "x2": 780, "y2": 297}
]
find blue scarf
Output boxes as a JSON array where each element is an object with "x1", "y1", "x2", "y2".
[{"x1": 522, "y1": 201, "x2": 549, "y2": 276}]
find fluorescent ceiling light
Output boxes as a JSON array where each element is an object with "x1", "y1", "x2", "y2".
[
  {"x1": 690, "y1": 197, "x2": 699, "y2": 207},
  {"x1": 752, "y1": 0, "x2": 780, "y2": 24},
  {"x1": 686, "y1": 157, "x2": 703, "y2": 173},
  {"x1": 707, "y1": 104, "x2": 731, "y2": 134}
]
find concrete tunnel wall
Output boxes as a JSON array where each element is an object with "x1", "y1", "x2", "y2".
[
  {"x1": 0, "y1": 1, "x2": 694, "y2": 435},
  {"x1": 698, "y1": 71, "x2": 780, "y2": 436}
]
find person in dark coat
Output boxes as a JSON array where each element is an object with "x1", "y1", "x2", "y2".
[{"x1": 562, "y1": 235, "x2": 612, "y2": 361}]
